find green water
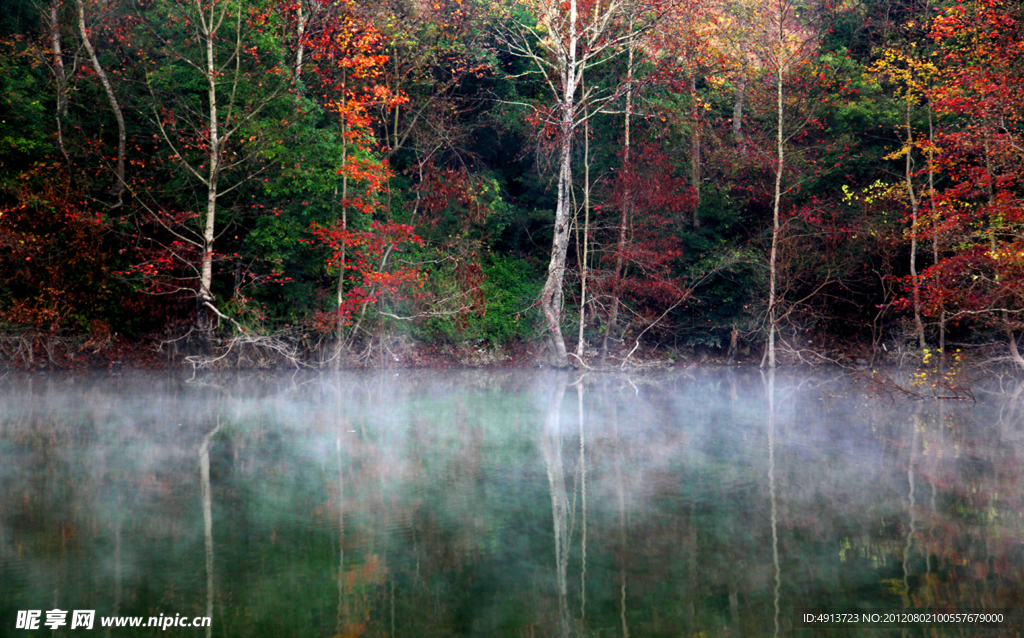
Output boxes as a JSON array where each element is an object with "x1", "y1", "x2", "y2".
[{"x1": 1, "y1": 370, "x2": 1022, "y2": 637}]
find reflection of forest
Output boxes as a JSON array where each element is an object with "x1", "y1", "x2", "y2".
[{"x1": 0, "y1": 371, "x2": 1022, "y2": 637}]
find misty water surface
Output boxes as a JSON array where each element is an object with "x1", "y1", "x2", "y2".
[{"x1": 1, "y1": 369, "x2": 1022, "y2": 637}]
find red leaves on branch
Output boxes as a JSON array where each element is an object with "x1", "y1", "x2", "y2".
[
  {"x1": 929, "y1": 1, "x2": 1024, "y2": 122},
  {"x1": 601, "y1": 144, "x2": 694, "y2": 313},
  {"x1": 309, "y1": 220, "x2": 423, "y2": 325},
  {"x1": 907, "y1": 0, "x2": 1024, "y2": 330},
  {"x1": 300, "y1": 0, "x2": 407, "y2": 137},
  {"x1": 0, "y1": 166, "x2": 111, "y2": 332},
  {"x1": 415, "y1": 163, "x2": 488, "y2": 228}
]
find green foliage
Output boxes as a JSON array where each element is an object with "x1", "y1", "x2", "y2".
[
  {"x1": 474, "y1": 253, "x2": 541, "y2": 342},
  {"x1": 0, "y1": 38, "x2": 51, "y2": 191},
  {"x1": 416, "y1": 253, "x2": 540, "y2": 345}
]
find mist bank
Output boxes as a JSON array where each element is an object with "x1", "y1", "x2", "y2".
[{"x1": 2, "y1": 369, "x2": 1023, "y2": 636}]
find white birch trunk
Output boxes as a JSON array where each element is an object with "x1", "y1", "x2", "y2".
[
  {"x1": 295, "y1": 0, "x2": 306, "y2": 78},
  {"x1": 48, "y1": 0, "x2": 70, "y2": 164},
  {"x1": 538, "y1": 0, "x2": 579, "y2": 368},
  {"x1": 198, "y1": 0, "x2": 221, "y2": 318},
  {"x1": 76, "y1": 0, "x2": 126, "y2": 205},
  {"x1": 766, "y1": 55, "x2": 783, "y2": 369},
  {"x1": 905, "y1": 102, "x2": 925, "y2": 350},
  {"x1": 928, "y1": 107, "x2": 945, "y2": 357},
  {"x1": 733, "y1": 75, "x2": 746, "y2": 147}
]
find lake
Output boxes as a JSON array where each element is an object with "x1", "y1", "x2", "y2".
[{"x1": 1, "y1": 369, "x2": 1022, "y2": 636}]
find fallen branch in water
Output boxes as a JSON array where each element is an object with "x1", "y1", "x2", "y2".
[{"x1": 857, "y1": 369, "x2": 975, "y2": 402}]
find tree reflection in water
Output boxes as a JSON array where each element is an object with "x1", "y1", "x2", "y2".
[
  {"x1": 765, "y1": 368, "x2": 780, "y2": 638},
  {"x1": 0, "y1": 370, "x2": 1022, "y2": 637}
]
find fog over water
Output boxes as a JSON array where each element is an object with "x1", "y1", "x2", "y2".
[{"x1": 1, "y1": 369, "x2": 1022, "y2": 636}]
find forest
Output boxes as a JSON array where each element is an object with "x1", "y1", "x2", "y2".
[{"x1": 0, "y1": 0, "x2": 1022, "y2": 369}]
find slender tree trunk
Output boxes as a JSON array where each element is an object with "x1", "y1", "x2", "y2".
[
  {"x1": 76, "y1": 0, "x2": 126, "y2": 206},
  {"x1": 765, "y1": 53, "x2": 783, "y2": 369},
  {"x1": 294, "y1": 0, "x2": 306, "y2": 78},
  {"x1": 539, "y1": 0, "x2": 578, "y2": 368},
  {"x1": 334, "y1": 71, "x2": 349, "y2": 369},
  {"x1": 199, "y1": 2, "x2": 221, "y2": 334},
  {"x1": 49, "y1": 1, "x2": 68, "y2": 117},
  {"x1": 541, "y1": 130, "x2": 573, "y2": 367},
  {"x1": 733, "y1": 75, "x2": 746, "y2": 148},
  {"x1": 576, "y1": 76, "x2": 591, "y2": 360},
  {"x1": 928, "y1": 106, "x2": 944, "y2": 362},
  {"x1": 690, "y1": 74, "x2": 701, "y2": 229},
  {"x1": 905, "y1": 102, "x2": 925, "y2": 350},
  {"x1": 48, "y1": 0, "x2": 70, "y2": 166},
  {"x1": 391, "y1": 45, "x2": 401, "y2": 153},
  {"x1": 602, "y1": 29, "x2": 633, "y2": 361}
]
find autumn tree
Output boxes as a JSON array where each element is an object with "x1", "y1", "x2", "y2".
[
  {"x1": 371, "y1": 0, "x2": 495, "y2": 169},
  {"x1": 598, "y1": 0, "x2": 703, "y2": 360},
  {"x1": 135, "y1": 0, "x2": 293, "y2": 336},
  {"x1": 918, "y1": 0, "x2": 1024, "y2": 368},
  {"x1": 737, "y1": 0, "x2": 821, "y2": 368},
  {"x1": 596, "y1": 144, "x2": 694, "y2": 356},
  {"x1": 866, "y1": 13, "x2": 942, "y2": 352},
  {"x1": 298, "y1": 0, "x2": 413, "y2": 363},
  {"x1": 500, "y1": 0, "x2": 653, "y2": 367}
]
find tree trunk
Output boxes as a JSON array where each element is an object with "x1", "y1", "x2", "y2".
[
  {"x1": 199, "y1": 6, "x2": 221, "y2": 334},
  {"x1": 765, "y1": 57, "x2": 783, "y2": 369},
  {"x1": 690, "y1": 74, "x2": 701, "y2": 229},
  {"x1": 576, "y1": 76, "x2": 591, "y2": 360},
  {"x1": 733, "y1": 75, "x2": 746, "y2": 147},
  {"x1": 540, "y1": 134, "x2": 573, "y2": 368},
  {"x1": 602, "y1": 31, "x2": 633, "y2": 361},
  {"x1": 1008, "y1": 328, "x2": 1024, "y2": 370},
  {"x1": 48, "y1": 0, "x2": 70, "y2": 165},
  {"x1": 334, "y1": 71, "x2": 349, "y2": 369},
  {"x1": 333, "y1": 204, "x2": 347, "y2": 369},
  {"x1": 539, "y1": 0, "x2": 578, "y2": 369},
  {"x1": 294, "y1": 0, "x2": 306, "y2": 78},
  {"x1": 928, "y1": 106, "x2": 944, "y2": 362},
  {"x1": 49, "y1": 1, "x2": 68, "y2": 117},
  {"x1": 905, "y1": 102, "x2": 925, "y2": 350},
  {"x1": 76, "y1": 0, "x2": 126, "y2": 206}
]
